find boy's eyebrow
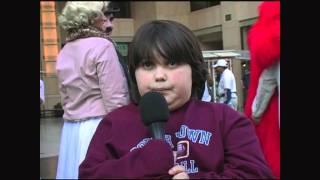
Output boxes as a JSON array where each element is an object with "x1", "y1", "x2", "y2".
[
  {"x1": 140, "y1": 58, "x2": 152, "y2": 62},
  {"x1": 138, "y1": 59, "x2": 153, "y2": 65}
]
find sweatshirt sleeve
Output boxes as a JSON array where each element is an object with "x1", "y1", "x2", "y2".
[
  {"x1": 190, "y1": 105, "x2": 274, "y2": 179},
  {"x1": 94, "y1": 41, "x2": 130, "y2": 114},
  {"x1": 79, "y1": 116, "x2": 174, "y2": 179}
]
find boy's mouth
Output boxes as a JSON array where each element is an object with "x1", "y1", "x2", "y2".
[
  {"x1": 151, "y1": 87, "x2": 171, "y2": 92},
  {"x1": 150, "y1": 88, "x2": 170, "y2": 95},
  {"x1": 152, "y1": 88, "x2": 168, "y2": 91}
]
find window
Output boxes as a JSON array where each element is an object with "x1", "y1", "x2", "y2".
[
  {"x1": 240, "y1": 26, "x2": 251, "y2": 50},
  {"x1": 116, "y1": 42, "x2": 130, "y2": 64},
  {"x1": 190, "y1": 1, "x2": 220, "y2": 12},
  {"x1": 109, "y1": 2, "x2": 131, "y2": 18}
]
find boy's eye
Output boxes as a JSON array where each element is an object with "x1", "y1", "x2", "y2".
[
  {"x1": 168, "y1": 61, "x2": 178, "y2": 68},
  {"x1": 142, "y1": 61, "x2": 154, "y2": 70}
]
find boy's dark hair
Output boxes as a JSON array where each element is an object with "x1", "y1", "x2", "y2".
[{"x1": 128, "y1": 20, "x2": 208, "y2": 103}]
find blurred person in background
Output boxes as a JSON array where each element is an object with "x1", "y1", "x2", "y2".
[
  {"x1": 213, "y1": 59, "x2": 238, "y2": 110},
  {"x1": 40, "y1": 79, "x2": 45, "y2": 105},
  {"x1": 55, "y1": 1, "x2": 130, "y2": 179}
]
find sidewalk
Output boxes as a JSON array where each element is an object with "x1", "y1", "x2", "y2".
[{"x1": 40, "y1": 117, "x2": 63, "y2": 179}]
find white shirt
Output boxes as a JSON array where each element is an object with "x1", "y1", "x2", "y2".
[
  {"x1": 40, "y1": 79, "x2": 45, "y2": 103},
  {"x1": 201, "y1": 81, "x2": 212, "y2": 102},
  {"x1": 217, "y1": 68, "x2": 237, "y2": 96}
]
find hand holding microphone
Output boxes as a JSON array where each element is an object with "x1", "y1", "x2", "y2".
[
  {"x1": 168, "y1": 165, "x2": 189, "y2": 179},
  {"x1": 169, "y1": 151, "x2": 190, "y2": 179}
]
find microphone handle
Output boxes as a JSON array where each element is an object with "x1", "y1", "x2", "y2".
[{"x1": 149, "y1": 122, "x2": 165, "y2": 140}]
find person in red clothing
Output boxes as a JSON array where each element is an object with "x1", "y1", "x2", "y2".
[
  {"x1": 79, "y1": 20, "x2": 274, "y2": 179},
  {"x1": 245, "y1": 1, "x2": 280, "y2": 178}
]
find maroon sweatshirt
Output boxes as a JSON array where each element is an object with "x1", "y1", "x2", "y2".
[{"x1": 79, "y1": 99, "x2": 274, "y2": 179}]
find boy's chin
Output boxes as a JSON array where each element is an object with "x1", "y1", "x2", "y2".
[
  {"x1": 168, "y1": 103, "x2": 182, "y2": 112},
  {"x1": 167, "y1": 98, "x2": 187, "y2": 112}
]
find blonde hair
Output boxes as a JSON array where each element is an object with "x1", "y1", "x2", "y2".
[{"x1": 58, "y1": 1, "x2": 110, "y2": 31}]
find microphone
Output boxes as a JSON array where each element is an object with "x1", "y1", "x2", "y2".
[{"x1": 139, "y1": 92, "x2": 169, "y2": 140}]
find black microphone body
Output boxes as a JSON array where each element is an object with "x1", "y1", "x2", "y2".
[
  {"x1": 149, "y1": 122, "x2": 165, "y2": 140},
  {"x1": 139, "y1": 92, "x2": 169, "y2": 140}
]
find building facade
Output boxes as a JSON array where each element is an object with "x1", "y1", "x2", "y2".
[{"x1": 40, "y1": 1, "x2": 262, "y2": 111}]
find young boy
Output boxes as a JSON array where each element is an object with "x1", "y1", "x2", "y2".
[{"x1": 79, "y1": 20, "x2": 274, "y2": 179}]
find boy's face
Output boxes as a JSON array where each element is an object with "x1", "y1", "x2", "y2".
[{"x1": 135, "y1": 53, "x2": 192, "y2": 111}]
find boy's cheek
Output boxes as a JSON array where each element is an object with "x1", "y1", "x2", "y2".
[
  {"x1": 135, "y1": 78, "x2": 149, "y2": 96},
  {"x1": 135, "y1": 69, "x2": 147, "y2": 82}
]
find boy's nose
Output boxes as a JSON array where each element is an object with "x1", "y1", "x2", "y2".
[{"x1": 154, "y1": 68, "x2": 167, "y2": 82}]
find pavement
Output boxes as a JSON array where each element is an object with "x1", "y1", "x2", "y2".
[{"x1": 40, "y1": 117, "x2": 63, "y2": 179}]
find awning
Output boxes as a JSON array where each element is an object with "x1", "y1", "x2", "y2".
[{"x1": 202, "y1": 50, "x2": 250, "y2": 61}]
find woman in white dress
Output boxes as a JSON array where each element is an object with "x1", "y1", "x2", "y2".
[{"x1": 55, "y1": 2, "x2": 130, "y2": 179}]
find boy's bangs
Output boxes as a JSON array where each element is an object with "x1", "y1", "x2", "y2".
[
  {"x1": 133, "y1": 27, "x2": 190, "y2": 65},
  {"x1": 154, "y1": 39, "x2": 188, "y2": 64},
  {"x1": 133, "y1": 35, "x2": 158, "y2": 65}
]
